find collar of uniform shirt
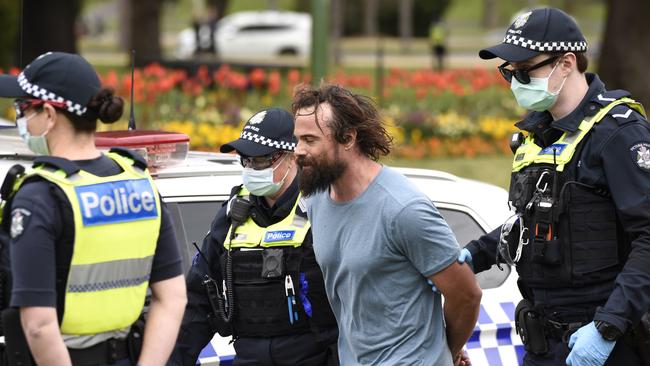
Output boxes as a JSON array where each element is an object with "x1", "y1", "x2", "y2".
[{"x1": 251, "y1": 177, "x2": 300, "y2": 224}]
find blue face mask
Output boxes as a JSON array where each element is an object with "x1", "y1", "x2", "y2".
[
  {"x1": 242, "y1": 154, "x2": 290, "y2": 196},
  {"x1": 510, "y1": 63, "x2": 567, "y2": 112},
  {"x1": 16, "y1": 112, "x2": 50, "y2": 155}
]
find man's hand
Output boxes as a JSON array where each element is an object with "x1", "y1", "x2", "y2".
[
  {"x1": 453, "y1": 350, "x2": 472, "y2": 366},
  {"x1": 566, "y1": 322, "x2": 615, "y2": 366}
]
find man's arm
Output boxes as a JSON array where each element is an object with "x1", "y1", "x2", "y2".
[
  {"x1": 20, "y1": 307, "x2": 71, "y2": 366},
  {"x1": 138, "y1": 275, "x2": 187, "y2": 366},
  {"x1": 593, "y1": 120, "x2": 650, "y2": 333},
  {"x1": 169, "y1": 205, "x2": 230, "y2": 365},
  {"x1": 430, "y1": 261, "x2": 482, "y2": 357}
]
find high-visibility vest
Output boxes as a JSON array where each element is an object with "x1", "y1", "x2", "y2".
[{"x1": 13, "y1": 152, "x2": 161, "y2": 335}]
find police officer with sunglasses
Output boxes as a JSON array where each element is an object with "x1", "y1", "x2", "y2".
[
  {"x1": 170, "y1": 108, "x2": 339, "y2": 366},
  {"x1": 461, "y1": 7, "x2": 650, "y2": 366}
]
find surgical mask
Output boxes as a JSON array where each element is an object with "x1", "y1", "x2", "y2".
[
  {"x1": 510, "y1": 63, "x2": 567, "y2": 112},
  {"x1": 242, "y1": 154, "x2": 290, "y2": 196},
  {"x1": 16, "y1": 112, "x2": 50, "y2": 155}
]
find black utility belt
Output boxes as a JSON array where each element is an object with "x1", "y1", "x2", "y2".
[{"x1": 67, "y1": 338, "x2": 129, "y2": 366}]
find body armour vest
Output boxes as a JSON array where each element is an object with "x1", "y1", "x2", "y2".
[
  {"x1": 508, "y1": 97, "x2": 645, "y2": 289},
  {"x1": 10, "y1": 152, "x2": 161, "y2": 335},
  {"x1": 223, "y1": 188, "x2": 335, "y2": 337}
]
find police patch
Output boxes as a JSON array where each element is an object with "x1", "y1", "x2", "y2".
[
  {"x1": 630, "y1": 143, "x2": 650, "y2": 171},
  {"x1": 10, "y1": 208, "x2": 31, "y2": 239}
]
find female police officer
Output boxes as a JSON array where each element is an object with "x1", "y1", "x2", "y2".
[{"x1": 0, "y1": 52, "x2": 187, "y2": 365}]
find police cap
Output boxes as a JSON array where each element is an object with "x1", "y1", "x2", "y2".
[
  {"x1": 0, "y1": 52, "x2": 101, "y2": 117},
  {"x1": 479, "y1": 7, "x2": 587, "y2": 62},
  {"x1": 220, "y1": 108, "x2": 297, "y2": 157}
]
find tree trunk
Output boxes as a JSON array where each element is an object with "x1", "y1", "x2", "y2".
[
  {"x1": 206, "y1": 0, "x2": 228, "y2": 21},
  {"x1": 331, "y1": 0, "x2": 343, "y2": 64},
  {"x1": 598, "y1": 0, "x2": 650, "y2": 108},
  {"x1": 129, "y1": 0, "x2": 162, "y2": 66},
  {"x1": 399, "y1": 0, "x2": 413, "y2": 52},
  {"x1": 482, "y1": 0, "x2": 499, "y2": 29},
  {"x1": 364, "y1": 0, "x2": 378, "y2": 36},
  {"x1": 21, "y1": 0, "x2": 80, "y2": 66}
]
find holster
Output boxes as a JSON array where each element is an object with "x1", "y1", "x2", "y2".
[
  {"x1": 1, "y1": 308, "x2": 33, "y2": 366},
  {"x1": 515, "y1": 299, "x2": 548, "y2": 355}
]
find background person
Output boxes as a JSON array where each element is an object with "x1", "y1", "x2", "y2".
[
  {"x1": 170, "y1": 108, "x2": 338, "y2": 366},
  {"x1": 292, "y1": 84, "x2": 480, "y2": 366},
  {"x1": 463, "y1": 7, "x2": 650, "y2": 366},
  {"x1": 0, "y1": 52, "x2": 187, "y2": 365}
]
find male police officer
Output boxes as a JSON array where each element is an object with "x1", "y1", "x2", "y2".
[
  {"x1": 170, "y1": 108, "x2": 338, "y2": 365},
  {"x1": 463, "y1": 7, "x2": 650, "y2": 366}
]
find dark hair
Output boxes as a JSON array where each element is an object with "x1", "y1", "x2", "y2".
[
  {"x1": 550, "y1": 51, "x2": 588, "y2": 73},
  {"x1": 64, "y1": 87, "x2": 124, "y2": 133},
  {"x1": 291, "y1": 83, "x2": 392, "y2": 161}
]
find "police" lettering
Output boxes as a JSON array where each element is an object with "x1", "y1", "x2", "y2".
[
  {"x1": 264, "y1": 230, "x2": 295, "y2": 243},
  {"x1": 75, "y1": 179, "x2": 158, "y2": 226}
]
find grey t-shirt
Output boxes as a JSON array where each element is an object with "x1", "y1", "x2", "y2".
[{"x1": 307, "y1": 166, "x2": 460, "y2": 365}]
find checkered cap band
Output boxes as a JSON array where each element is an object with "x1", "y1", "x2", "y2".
[
  {"x1": 240, "y1": 131, "x2": 296, "y2": 151},
  {"x1": 17, "y1": 72, "x2": 87, "y2": 116},
  {"x1": 503, "y1": 35, "x2": 587, "y2": 53}
]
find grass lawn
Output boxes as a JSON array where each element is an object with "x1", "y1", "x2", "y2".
[{"x1": 382, "y1": 155, "x2": 513, "y2": 189}]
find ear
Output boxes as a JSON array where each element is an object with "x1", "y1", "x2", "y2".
[
  {"x1": 42, "y1": 103, "x2": 59, "y2": 132},
  {"x1": 559, "y1": 53, "x2": 576, "y2": 75},
  {"x1": 343, "y1": 129, "x2": 357, "y2": 150}
]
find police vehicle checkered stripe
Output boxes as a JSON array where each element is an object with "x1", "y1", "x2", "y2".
[
  {"x1": 16, "y1": 72, "x2": 88, "y2": 116},
  {"x1": 194, "y1": 301, "x2": 525, "y2": 366},
  {"x1": 240, "y1": 131, "x2": 296, "y2": 151},
  {"x1": 68, "y1": 274, "x2": 150, "y2": 293},
  {"x1": 503, "y1": 35, "x2": 587, "y2": 52}
]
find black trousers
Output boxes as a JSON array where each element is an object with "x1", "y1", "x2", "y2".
[
  {"x1": 523, "y1": 337, "x2": 642, "y2": 366},
  {"x1": 232, "y1": 328, "x2": 338, "y2": 366}
]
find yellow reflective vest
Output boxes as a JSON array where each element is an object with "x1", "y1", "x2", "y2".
[
  {"x1": 12, "y1": 152, "x2": 161, "y2": 335},
  {"x1": 512, "y1": 97, "x2": 646, "y2": 172},
  {"x1": 224, "y1": 188, "x2": 310, "y2": 250}
]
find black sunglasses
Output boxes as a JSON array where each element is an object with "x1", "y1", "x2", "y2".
[{"x1": 498, "y1": 56, "x2": 560, "y2": 84}]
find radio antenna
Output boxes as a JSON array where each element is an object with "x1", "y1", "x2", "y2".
[{"x1": 128, "y1": 49, "x2": 136, "y2": 130}]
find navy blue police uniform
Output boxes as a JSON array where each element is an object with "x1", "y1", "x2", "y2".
[
  {"x1": 2, "y1": 153, "x2": 183, "y2": 366},
  {"x1": 169, "y1": 177, "x2": 338, "y2": 366},
  {"x1": 468, "y1": 7, "x2": 650, "y2": 365}
]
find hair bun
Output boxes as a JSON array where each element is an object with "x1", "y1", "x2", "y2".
[{"x1": 90, "y1": 87, "x2": 124, "y2": 124}]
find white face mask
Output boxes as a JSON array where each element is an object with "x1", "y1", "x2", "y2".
[
  {"x1": 16, "y1": 112, "x2": 50, "y2": 155},
  {"x1": 510, "y1": 62, "x2": 568, "y2": 112},
  {"x1": 242, "y1": 154, "x2": 291, "y2": 196}
]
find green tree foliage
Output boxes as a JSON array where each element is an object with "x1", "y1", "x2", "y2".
[
  {"x1": 343, "y1": 0, "x2": 451, "y2": 36},
  {"x1": 0, "y1": 0, "x2": 20, "y2": 68}
]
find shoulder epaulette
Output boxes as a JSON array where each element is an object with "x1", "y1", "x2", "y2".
[
  {"x1": 33, "y1": 156, "x2": 80, "y2": 177},
  {"x1": 593, "y1": 90, "x2": 631, "y2": 107}
]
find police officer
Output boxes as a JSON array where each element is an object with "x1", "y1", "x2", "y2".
[
  {"x1": 0, "y1": 52, "x2": 187, "y2": 365},
  {"x1": 170, "y1": 108, "x2": 338, "y2": 366},
  {"x1": 462, "y1": 8, "x2": 650, "y2": 366}
]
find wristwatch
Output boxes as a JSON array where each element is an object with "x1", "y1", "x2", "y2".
[{"x1": 595, "y1": 320, "x2": 623, "y2": 341}]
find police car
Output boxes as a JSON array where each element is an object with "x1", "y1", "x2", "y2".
[{"x1": 0, "y1": 128, "x2": 523, "y2": 366}]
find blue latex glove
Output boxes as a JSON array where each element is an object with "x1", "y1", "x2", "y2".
[
  {"x1": 566, "y1": 322, "x2": 616, "y2": 366},
  {"x1": 427, "y1": 248, "x2": 473, "y2": 292}
]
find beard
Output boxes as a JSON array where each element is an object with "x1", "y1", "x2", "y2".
[{"x1": 297, "y1": 153, "x2": 346, "y2": 197}]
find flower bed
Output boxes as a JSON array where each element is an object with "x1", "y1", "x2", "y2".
[{"x1": 2, "y1": 63, "x2": 524, "y2": 158}]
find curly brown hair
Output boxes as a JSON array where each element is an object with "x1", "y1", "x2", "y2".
[{"x1": 291, "y1": 83, "x2": 392, "y2": 161}]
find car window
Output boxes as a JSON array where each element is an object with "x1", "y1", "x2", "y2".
[
  {"x1": 167, "y1": 200, "x2": 224, "y2": 272},
  {"x1": 237, "y1": 24, "x2": 291, "y2": 32},
  {"x1": 438, "y1": 208, "x2": 510, "y2": 289}
]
